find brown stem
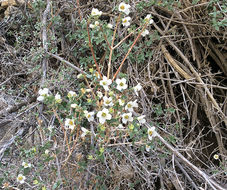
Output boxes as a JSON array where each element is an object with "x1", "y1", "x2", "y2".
[
  {"x1": 107, "y1": 14, "x2": 121, "y2": 80},
  {"x1": 112, "y1": 24, "x2": 147, "y2": 81},
  {"x1": 86, "y1": 20, "x2": 102, "y2": 79}
]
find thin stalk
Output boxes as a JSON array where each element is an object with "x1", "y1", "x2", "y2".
[
  {"x1": 113, "y1": 26, "x2": 142, "y2": 50},
  {"x1": 107, "y1": 14, "x2": 121, "y2": 80},
  {"x1": 86, "y1": 20, "x2": 102, "y2": 79},
  {"x1": 112, "y1": 23, "x2": 148, "y2": 81}
]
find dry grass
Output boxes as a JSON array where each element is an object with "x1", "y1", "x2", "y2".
[{"x1": 0, "y1": 0, "x2": 226, "y2": 189}]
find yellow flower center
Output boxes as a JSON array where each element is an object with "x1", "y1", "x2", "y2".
[
  {"x1": 102, "y1": 81, "x2": 107, "y2": 85},
  {"x1": 149, "y1": 131, "x2": 153, "y2": 136},
  {"x1": 102, "y1": 112, "x2": 107, "y2": 117},
  {"x1": 87, "y1": 114, "x2": 91, "y2": 118},
  {"x1": 214, "y1": 154, "x2": 219, "y2": 159},
  {"x1": 123, "y1": 19, "x2": 127, "y2": 23},
  {"x1": 127, "y1": 104, "x2": 132, "y2": 108},
  {"x1": 124, "y1": 115, "x2": 129, "y2": 119},
  {"x1": 106, "y1": 100, "x2": 110, "y2": 104},
  {"x1": 18, "y1": 176, "x2": 23, "y2": 181},
  {"x1": 120, "y1": 5, "x2": 125, "y2": 10},
  {"x1": 120, "y1": 82, "x2": 124, "y2": 86},
  {"x1": 69, "y1": 120, "x2": 73, "y2": 125}
]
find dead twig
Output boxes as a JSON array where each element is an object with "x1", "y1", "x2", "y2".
[
  {"x1": 147, "y1": 123, "x2": 226, "y2": 190},
  {"x1": 47, "y1": 52, "x2": 88, "y2": 75}
]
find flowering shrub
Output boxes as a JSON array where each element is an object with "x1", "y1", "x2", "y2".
[
  {"x1": 34, "y1": 3, "x2": 157, "y2": 188},
  {"x1": 0, "y1": 0, "x2": 225, "y2": 189},
  {"x1": 1, "y1": 1, "x2": 159, "y2": 189},
  {"x1": 39, "y1": 73, "x2": 157, "y2": 154}
]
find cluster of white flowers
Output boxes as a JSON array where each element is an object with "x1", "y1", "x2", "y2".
[
  {"x1": 89, "y1": 2, "x2": 154, "y2": 39},
  {"x1": 91, "y1": 8, "x2": 102, "y2": 17},
  {"x1": 37, "y1": 88, "x2": 49, "y2": 102},
  {"x1": 89, "y1": 8, "x2": 102, "y2": 29},
  {"x1": 67, "y1": 90, "x2": 77, "y2": 98},
  {"x1": 89, "y1": 21, "x2": 100, "y2": 29},
  {"x1": 144, "y1": 14, "x2": 154, "y2": 25}
]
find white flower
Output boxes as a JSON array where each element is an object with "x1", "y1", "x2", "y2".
[
  {"x1": 95, "y1": 21, "x2": 100, "y2": 27},
  {"x1": 94, "y1": 71, "x2": 100, "y2": 79},
  {"x1": 100, "y1": 76, "x2": 112, "y2": 91},
  {"x1": 122, "y1": 16, "x2": 131, "y2": 27},
  {"x1": 71, "y1": 104, "x2": 78, "y2": 108},
  {"x1": 137, "y1": 115, "x2": 146, "y2": 124},
  {"x1": 55, "y1": 93, "x2": 62, "y2": 103},
  {"x1": 38, "y1": 88, "x2": 49, "y2": 96},
  {"x1": 119, "y1": 2, "x2": 131, "y2": 15},
  {"x1": 125, "y1": 100, "x2": 138, "y2": 112},
  {"x1": 116, "y1": 78, "x2": 128, "y2": 91},
  {"x1": 86, "y1": 89, "x2": 92, "y2": 93},
  {"x1": 91, "y1": 8, "x2": 102, "y2": 17},
  {"x1": 141, "y1": 29, "x2": 149, "y2": 37},
  {"x1": 45, "y1": 150, "x2": 49, "y2": 155},
  {"x1": 89, "y1": 24, "x2": 95, "y2": 28},
  {"x1": 144, "y1": 14, "x2": 154, "y2": 24},
  {"x1": 145, "y1": 145, "x2": 150, "y2": 152},
  {"x1": 37, "y1": 88, "x2": 49, "y2": 101},
  {"x1": 17, "y1": 174, "x2": 26, "y2": 184},
  {"x1": 213, "y1": 154, "x2": 219, "y2": 160},
  {"x1": 37, "y1": 96, "x2": 44, "y2": 102},
  {"x1": 90, "y1": 21, "x2": 100, "y2": 29},
  {"x1": 107, "y1": 23, "x2": 113, "y2": 29},
  {"x1": 81, "y1": 127, "x2": 90, "y2": 138},
  {"x1": 65, "y1": 118, "x2": 75, "y2": 130},
  {"x1": 97, "y1": 108, "x2": 112, "y2": 124},
  {"x1": 22, "y1": 161, "x2": 31, "y2": 168},
  {"x1": 103, "y1": 96, "x2": 113, "y2": 107},
  {"x1": 117, "y1": 124, "x2": 124, "y2": 129},
  {"x1": 148, "y1": 127, "x2": 157, "y2": 140},
  {"x1": 118, "y1": 99, "x2": 125, "y2": 106},
  {"x1": 133, "y1": 83, "x2": 142, "y2": 96},
  {"x1": 84, "y1": 110, "x2": 95, "y2": 122},
  {"x1": 97, "y1": 91, "x2": 103, "y2": 99},
  {"x1": 67, "y1": 91, "x2": 77, "y2": 98},
  {"x1": 77, "y1": 73, "x2": 83, "y2": 79},
  {"x1": 122, "y1": 112, "x2": 133, "y2": 124}
]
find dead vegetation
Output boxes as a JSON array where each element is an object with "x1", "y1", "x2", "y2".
[{"x1": 0, "y1": 0, "x2": 226, "y2": 189}]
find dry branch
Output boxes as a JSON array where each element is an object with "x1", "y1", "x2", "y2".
[
  {"x1": 161, "y1": 45, "x2": 192, "y2": 80},
  {"x1": 154, "y1": 22, "x2": 227, "y2": 126},
  {"x1": 146, "y1": 122, "x2": 226, "y2": 190}
]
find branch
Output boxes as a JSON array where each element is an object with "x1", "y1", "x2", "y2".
[
  {"x1": 86, "y1": 21, "x2": 102, "y2": 79},
  {"x1": 145, "y1": 123, "x2": 226, "y2": 190},
  {"x1": 47, "y1": 52, "x2": 88, "y2": 76}
]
